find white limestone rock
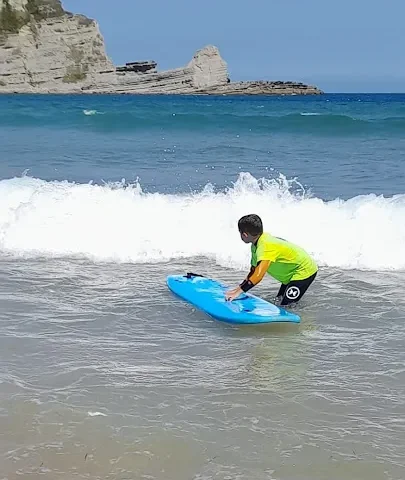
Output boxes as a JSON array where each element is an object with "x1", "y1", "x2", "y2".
[
  {"x1": 85, "y1": 45, "x2": 229, "y2": 94},
  {"x1": 0, "y1": 0, "x2": 115, "y2": 93}
]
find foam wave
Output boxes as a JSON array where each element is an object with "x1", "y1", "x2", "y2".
[
  {"x1": 0, "y1": 173, "x2": 404, "y2": 271},
  {"x1": 83, "y1": 109, "x2": 104, "y2": 116}
]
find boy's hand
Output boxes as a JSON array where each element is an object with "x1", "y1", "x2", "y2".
[{"x1": 225, "y1": 286, "x2": 243, "y2": 302}]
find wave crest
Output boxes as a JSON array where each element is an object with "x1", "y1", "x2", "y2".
[{"x1": 0, "y1": 173, "x2": 404, "y2": 271}]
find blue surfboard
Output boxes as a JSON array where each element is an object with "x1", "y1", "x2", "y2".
[{"x1": 166, "y1": 273, "x2": 300, "y2": 325}]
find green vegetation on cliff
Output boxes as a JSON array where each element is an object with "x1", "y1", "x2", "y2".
[
  {"x1": 0, "y1": 1, "x2": 26, "y2": 33},
  {"x1": 26, "y1": 0, "x2": 43, "y2": 20},
  {"x1": 0, "y1": 0, "x2": 64, "y2": 34},
  {"x1": 63, "y1": 45, "x2": 88, "y2": 83}
]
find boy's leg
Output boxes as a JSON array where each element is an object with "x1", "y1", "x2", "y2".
[
  {"x1": 274, "y1": 283, "x2": 287, "y2": 304},
  {"x1": 280, "y1": 272, "x2": 317, "y2": 306}
]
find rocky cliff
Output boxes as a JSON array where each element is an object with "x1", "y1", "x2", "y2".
[
  {"x1": 84, "y1": 45, "x2": 229, "y2": 94},
  {"x1": 0, "y1": 0, "x2": 116, "y2": 92},
  {"x1": 0, "y1": 0, "x2": 322, "y2": 95}
]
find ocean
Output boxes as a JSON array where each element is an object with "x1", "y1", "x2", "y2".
[{"x1": 0, "y1": 93, "x2": 404, "y2": 480}]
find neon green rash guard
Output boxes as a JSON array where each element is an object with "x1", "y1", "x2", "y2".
[{"x1": 250, "y1": 233, "x2": 318, "y2": 284}]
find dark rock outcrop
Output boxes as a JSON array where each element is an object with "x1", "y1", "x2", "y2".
[{"x1": 198, "y1": 80, "x2": 323, "y2": 95}]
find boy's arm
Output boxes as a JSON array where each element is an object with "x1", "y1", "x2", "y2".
[
  {"x1": 241, "y1": 260, "x2": 270, "y2": 291},
  {"x1": 225, "y1": 260, "x2": 271, "y2": 301},
  {"x1": 247, "y1": 266, "x2": 255, "y2": 279}
]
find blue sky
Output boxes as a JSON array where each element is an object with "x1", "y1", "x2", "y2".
[{"x1": 62, "y1": 0, "x2": 405, "y2": 92}]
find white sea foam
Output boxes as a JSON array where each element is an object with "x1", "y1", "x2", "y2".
[
  {"x1": 0, "y1": 173, "x2": 404, "y2": 271},
  {"x1": 83, "y1": 109, "x2": 103, "y2": 116}
]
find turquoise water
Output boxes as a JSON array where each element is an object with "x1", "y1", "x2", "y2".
[
  {"x1": 2, "y1": 93, "x2": 405, "y2": 199},
  {"x1": 0, "y1": 93, "x2": 405, "y2": 480}
]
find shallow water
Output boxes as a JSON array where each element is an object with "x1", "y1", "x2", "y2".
[{"x1": 1, "y1": 259, "x2": 404, "y2": 479}]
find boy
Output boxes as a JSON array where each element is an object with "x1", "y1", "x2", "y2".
[{"x1": 225, "y1": 214, "x2": 318, "y2": 305}]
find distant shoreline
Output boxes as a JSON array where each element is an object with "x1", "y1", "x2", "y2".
[
  {"x1": 0, "y1": 81, "x2": 323, "y2": 96},
  {"x1": 2, "y1": 91, "x2": 405, "y2": 96}
]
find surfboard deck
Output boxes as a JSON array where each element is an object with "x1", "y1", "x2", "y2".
[{"x1": 166, "y1": 273, "x2": 301, "y2": 325}]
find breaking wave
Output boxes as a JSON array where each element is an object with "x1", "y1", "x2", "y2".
[{"x1": 1, "y1": 172, "x2": 404, "y2": 271}]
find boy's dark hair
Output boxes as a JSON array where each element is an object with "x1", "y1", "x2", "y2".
[{"x1": 238, "y1": 214, "x2": 263, "y2": 236}]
